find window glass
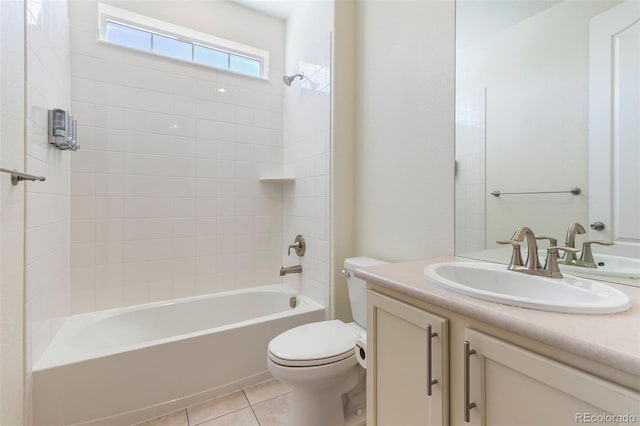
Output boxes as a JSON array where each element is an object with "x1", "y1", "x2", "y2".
[
  {"x1": 229, "y1": 54, "x2": 261, "y2": 77},
  {"x1": 194, "y1": 45, "x2": 229, "y2": 68},
  {"x1": 153, "y1": 34, "x2": 193, "y2": 61},
  {"x1": 106, "y1": 21, "x2": 151, "y2": 51},
  {"x1": 102, "y1": 17, "x2": 266, "y2": 78}
]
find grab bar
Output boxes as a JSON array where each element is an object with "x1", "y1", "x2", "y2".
[
  {"x1": 0, "y1": 168, "x2": 46, "y2": 186},
  {"x1": 491, "y1": 187, "x2": 581, "y2": 197}
]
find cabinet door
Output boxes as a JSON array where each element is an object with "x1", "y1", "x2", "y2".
[
  {"x1": 464, "y1": 329, "x2": 640, "y2": 426},
  {"x1": 367, "y1": 291, "x2": 448, "y2": 426}
]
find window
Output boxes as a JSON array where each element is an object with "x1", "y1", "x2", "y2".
[{"x1": 99, "y1": 3, "x2": 269, "y2": 79}]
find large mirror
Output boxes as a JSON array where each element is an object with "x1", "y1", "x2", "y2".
[{"x1": 454, "y1": 0, "x2": 640, "y2": 285}]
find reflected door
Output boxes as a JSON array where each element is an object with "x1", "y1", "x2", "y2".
[{"x1": 589, "y1": 0, "x2": 640, "y2": 254}]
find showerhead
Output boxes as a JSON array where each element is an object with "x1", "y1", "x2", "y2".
[{"x1": 283, "y1": 73, "x2": 304, "y2": 86}]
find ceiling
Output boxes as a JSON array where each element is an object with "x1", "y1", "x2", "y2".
[
  {"x1": 231, "y1": 0, "x2": 300, "y2": 20},
  {"x1": 457, "y1": 0, "x2": 562, "y2": 48}
]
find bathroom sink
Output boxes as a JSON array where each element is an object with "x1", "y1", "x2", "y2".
[
  {"x1": 558, "y1": 254, "x2": 640, "y2": 279},
  {"x1": 423, "y1": 262, "x2": 631, "y2": 314}
]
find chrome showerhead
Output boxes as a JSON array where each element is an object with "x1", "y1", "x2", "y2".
[{"x1": 283, "y1": 73, "x2": 304, "y2": 86}]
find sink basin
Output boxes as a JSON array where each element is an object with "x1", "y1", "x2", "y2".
[
  {"x1": 558, "y1": 254, "x2": 640, "y2": 279},
  {"x1": 423, "y1": 262, "x2": 631, "y2": 314}
]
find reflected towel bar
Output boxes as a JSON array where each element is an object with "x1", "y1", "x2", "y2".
[
  {"x1": 491, "y1": 187, "x2": 581, "y2": 197},
  {"x1": 0, "y1": 168, "x2": 46, "y2": 186}
]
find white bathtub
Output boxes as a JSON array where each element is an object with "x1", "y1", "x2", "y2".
[{"x1": 33, "y1": 285, "x2": 324, "y2": 426}]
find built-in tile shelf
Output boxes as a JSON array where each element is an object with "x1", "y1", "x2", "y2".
[{"x1": 259, "y1": 176, "x2": 295, "y2": 183}]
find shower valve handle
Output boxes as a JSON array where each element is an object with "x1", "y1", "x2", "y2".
[{"x1": 288, "y1": 235, "x2": 306, "y2": 256}]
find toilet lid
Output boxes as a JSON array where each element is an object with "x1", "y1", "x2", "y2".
[{"x1": 268, "y1": 320, "x2": 360, "y2": 367}]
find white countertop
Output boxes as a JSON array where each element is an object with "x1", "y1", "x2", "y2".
[{"x1": 356, "y1": 256, "x2": 640, "y2": 377}]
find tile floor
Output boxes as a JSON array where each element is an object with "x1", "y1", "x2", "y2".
[{"x1": 135, "y1": 379, "x2": 292, "y2": 426}]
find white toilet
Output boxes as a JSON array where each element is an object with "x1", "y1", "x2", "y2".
[{"x1": 267, "y1": 257, "x2": 387, "y2": 426}]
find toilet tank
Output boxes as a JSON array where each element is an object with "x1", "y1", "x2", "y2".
[{"x1": 344, "y1": 257, "x2": 388, "y2": 328}]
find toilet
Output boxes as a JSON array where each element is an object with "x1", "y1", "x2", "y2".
[{"x1": 267, "y1": 257, "x2": 387, "y2": 426}]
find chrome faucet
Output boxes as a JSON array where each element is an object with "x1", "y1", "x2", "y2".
[
  {"x1": 280, "y1": 265, "x2": 302, "y2": 276},
  {"x1": 498, "y1": 226, "x2": 578, "y2": 278},
  {"x1": 563, "y1": 222, "x2": 586, "y2": 263}
]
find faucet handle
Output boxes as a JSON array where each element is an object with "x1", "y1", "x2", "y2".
[
  {"x1": 497, "y1": 240, "x2": 524, "y2": 269},
  {"x1": 535, "y1": 236, "x2": 558, "y2": 247},
  {"x1": 287, "y1": 234, "x2": 306, "y2": 256},
  {"x1": 536, "y1": 236, "x2": 559, "y2": 257},
  {"x1": 547, "y1": 246, "x2": 579, "y2": 255},
  {"x1": 580, "y1": 240, "x2": 614, "y2": 267},
  {"x1": 544, "y1": 246, "x2": 579, "y2": 278}
]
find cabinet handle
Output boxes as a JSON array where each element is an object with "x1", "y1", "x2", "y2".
[
  {"x1": 464, "y1": 340, "x2": 477, "y2": 423},
  {"x1": 427, "y1": 324, "x2": 438, "y2": 396}
]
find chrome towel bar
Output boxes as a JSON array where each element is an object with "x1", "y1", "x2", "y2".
[
  {"x1": 0, "y1": 168, "x2": 46, "y2": 186},
  {"x1": 491, "y1": 187, "x2": 581, "y2": 197}
]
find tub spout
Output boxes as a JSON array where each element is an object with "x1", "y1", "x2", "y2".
[{"x1": 280, "y1": 265, "x2": 302, "y2": 276}]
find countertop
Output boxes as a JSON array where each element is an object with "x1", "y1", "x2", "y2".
[{"x1": 356, "y1": 256, "x2": 640, "y2": 377}]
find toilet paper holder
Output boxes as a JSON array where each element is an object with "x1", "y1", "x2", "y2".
[{"x1": 355, "y1": 337, "x2": 367, "y2": 369}]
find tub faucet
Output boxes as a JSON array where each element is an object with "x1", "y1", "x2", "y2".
[{"x1": 280, "y1": 265, "x2": 302, "y2": 276}]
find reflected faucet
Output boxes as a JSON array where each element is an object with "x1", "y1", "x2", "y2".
[
  {"x1": 563, "y1": 222, "x2": 586, "y2": 262},
  {"x1": 559, "y1": 222, "x2": 614, "y2": 268}
]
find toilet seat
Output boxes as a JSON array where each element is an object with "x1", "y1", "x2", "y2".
[{"x1": 268, "y1": 320, "x2": 360, "y2": 368}]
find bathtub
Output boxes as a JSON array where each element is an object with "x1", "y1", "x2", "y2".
[{"x1": 32, "y1": 285, "x2": 324, "y2": 426}]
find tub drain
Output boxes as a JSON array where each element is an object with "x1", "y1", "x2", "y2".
[{"x1": 289, "y1": 296, "x2": 298, "y2": 308}]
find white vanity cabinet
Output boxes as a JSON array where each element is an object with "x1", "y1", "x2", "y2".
[
  {"x1": 366, "y1": 288, "x2": 640, "y2": 426},
  {"x1": 367, "y1": 291, "x2": 449, "y2": 426},
  {"x1": 464, "y1": 328, "x2": 640, "y2": 426}
]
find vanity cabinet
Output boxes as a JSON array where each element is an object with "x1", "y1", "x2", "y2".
[
  {"x1": 367, "y1": 291, "x2": 449, "y2": 426},
  {"x1": 464, "y1": 328, "x2": 639, "y2": 426},
  {"x1": 367, "y1": 289, "x2": 640, "y2": 426}
]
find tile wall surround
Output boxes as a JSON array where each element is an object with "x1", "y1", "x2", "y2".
[
  {"x1": 68, "y1": 1, "x2": 288, "y2": 313},
  {"x1": 25, "y1": 0, "x2": 71, "y2": 386},
  {"x1": 455, "y1": 89, "x2": 486, "y2": 254},
  {"x1": 281, "y1": 3, "x2": 333, "y2": 309}
]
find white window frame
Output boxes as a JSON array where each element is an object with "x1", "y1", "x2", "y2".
[{"x1": 98, "y1": 3, "x2": 270, "y2": 79}]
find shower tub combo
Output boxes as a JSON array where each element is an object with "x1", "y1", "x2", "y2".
[{"x1": 32, "y1": 285, "x2": 324, "y2": 426}]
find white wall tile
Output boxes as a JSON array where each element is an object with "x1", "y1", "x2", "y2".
[
  {"x1": 69, "y1": 0, "x2": 286, "y2": 312},
  {"x1": 25, "y1": 0, "x2": 71, "y2": 372}
]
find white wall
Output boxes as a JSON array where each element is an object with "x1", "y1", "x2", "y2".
[
  {"x1": 68, "y1": 0, "x2": 286, "y2": 312},
  {"x1": 457, "y1": 2, "x2": 615, "y2": 249},
  {"x1": 0, "y1": 1, "x2": 26, "y2": 423},
  {"x1": 354, "y1": 0, "x2": 455, "y2": 262},
  {"x1": 331, "y1": 0, "x2": 357, "y2": 320},
  {"x1": 24, "y1": 0, "x2": 71, "y2": 422},
  {"x1": 282, "y1": 2, "x2": 333, "y2": 310}
]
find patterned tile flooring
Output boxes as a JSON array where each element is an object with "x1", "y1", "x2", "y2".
[{"x1": 135, "y1": 379, "x2": 292, "y2": 426}]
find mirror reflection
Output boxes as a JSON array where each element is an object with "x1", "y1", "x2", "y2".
[{"x1": 454, "y1": 0, "x2": 640, "y2": 286}]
